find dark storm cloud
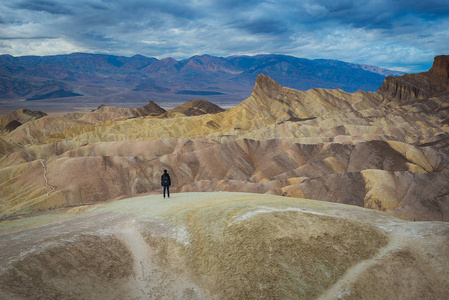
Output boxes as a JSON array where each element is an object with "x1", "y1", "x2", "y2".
[
  {"x1": 388, "y1": 0, "x2": 449, "y2": 18},
  {"x1": 300, "y1": 0, "x2": 449, "y2": 28},
  {"x1": 83, "y1": 0, "x2": 202, "y2": 23},
  {"x1": 215, "y1": 0, "x2": 266, "y2": 11},
  {"x1": 15, "y1": 0, "x2": 72, "y2": 15},
  {"x1": 0, "y1": 0, "x2": 448, "y2": 72},
  {"x1": 233, "y1": 18, "x2": 290, "y2": 36}
]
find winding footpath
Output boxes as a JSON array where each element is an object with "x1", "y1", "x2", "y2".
[{"x1": 39, "y1": 159, "x2": 56, "y2": 198}]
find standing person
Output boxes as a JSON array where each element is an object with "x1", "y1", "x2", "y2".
[{"x1": 161, "y1": 170, "x2": 171, "y2": 198}]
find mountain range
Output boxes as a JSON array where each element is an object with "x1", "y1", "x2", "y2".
[{"x1": 0, "y1": 53, "x2": 403, "y2": 113}]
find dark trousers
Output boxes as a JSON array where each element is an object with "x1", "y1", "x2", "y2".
[{"x1": 163, "y1": 185, "x2": 170, "y2": 197}]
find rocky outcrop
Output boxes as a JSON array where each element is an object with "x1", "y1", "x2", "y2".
[
  {"x1": 4, "y1": 115, "x2": 90, "y2": 145},
  {"x1": 0, "y1": 108, "x2": 47, "y2": 131},
  {"x1": 133, "y1": 100, "x2": 167, "y2": 117},
  {"x1": 377, "y1": 73, "x2": 431, "y2": 102},
  {"x1": 63, "y1": 101, "x2": 166, "y2": 123},
  {"x1": 429, "y1": 54, "x2": 449, "y2": 82},
  {"x1": 160, "y1": 99, "x2": 225, "y2": 118},
  {"x1": 3, "y1": 120, "x2": 22, "y2": 132},
  {"x1": 378, "y1": 55, "x2": 449, "y2": 103}
]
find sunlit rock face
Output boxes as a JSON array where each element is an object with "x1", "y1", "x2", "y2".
[
  {"x1": 1, "y1": 56, "x2": 449, "y2": 222},
  {"x1": 1, "y1": 193, "x2": 448, "y2": 299}
]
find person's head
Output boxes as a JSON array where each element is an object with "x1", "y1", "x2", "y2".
[{"x1": 164, "y1": 169, "x2": 167, "y2": 173}]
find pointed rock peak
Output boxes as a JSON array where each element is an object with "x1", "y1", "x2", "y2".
[
  {"x1": 255, "y1": 73, "x2": 281, "y2": 88},
  {"x1": 143, "y1": 101, "x2": 166, "y2": 112},
  {"x1": 252, "y1": 73, "x2": 283, "y2": 99},
  {"x1": 130, "y1": 101, "x2": 166, "y2": 117},
  {"x1": 162, "y1": 98, "x2": 224, "y2": 117},
  {"x1": 19, "y1": 108, "x2": 47, "y2": 118},
  {"x1": 185, "y1": 99, "x2": 225, "y2": 113},
  {"x1": 92, "y1": 104, "x2": 108, "y2": 112},
  {"x1": 429, "y1": 55, "x2": 449, "y2": 80}
]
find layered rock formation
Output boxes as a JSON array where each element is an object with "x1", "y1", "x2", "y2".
[
  {"x1": 0, "y1": 108, "x2": 47, "y2": 131},
  {"x1": 64, "y1": 101, "x2": 167, "y2": 123},
  {"x1": 378, "y1": 55, "x2": 449, "y2": 102},
  {"x1": 2, "y1": 137, "x2": 447, "y2": 221},
  {"x1": 3, "y1": 120, "x2": 22, "y2": 132},
  {"x1": 1, "y1": 56, "x2": 448, "y2": 222},
  {"x1": 160, "y1": 99, "x2": 225, "y2": 118},
  {"x1": 0, "y1": 193, "x2": 448, "y2": 299}
]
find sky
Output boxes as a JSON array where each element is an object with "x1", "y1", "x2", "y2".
[{"x1": 0, "y1": 0, "x2": 448, "y2": 72}]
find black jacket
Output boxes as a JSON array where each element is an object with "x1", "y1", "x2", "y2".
[{"x1": 161, "y1": 173, "x2": 171, "y2": 186}]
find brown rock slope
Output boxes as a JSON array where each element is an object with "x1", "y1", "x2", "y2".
[
  {"x1": 378, "y1": 55, "x2": 449, "y2": 123},
  {"x1": 0, "y1": 137, "x2": 16, "y2": 157},
  {"x1": 0, "y1": 193, "x2": 448, "y2": 299},
  {"x1": 1, "y1": 137, "x2": 448, "y2": 221},
  {"x1": 3, "y1": 115, "x2": 91, "y2": 145},
  {"x1": 160, "y1": 98, "x2": 225, "y2": 118},
  {"x1": 64, "y1": 100, "x2": 166, "y2": 123},
  {"x1": 378, "y1": 55, "x2": 449, "y2": 103},
  {"x1": 1, "y1": 57, "x2": 449, "y2": 221},
  {"x1": 0, "y1": 108, "x2": 47, "y2": 131}
]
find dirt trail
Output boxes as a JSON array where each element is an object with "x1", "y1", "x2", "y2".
[
  {"x1": 117, "y1": 222, "x2": 155, "y2": 299},
  {"x1": 39, "y1": 159, "x2": 55, "y2": 198},
  {"x1": 116, "y1": 221, "x2": 206, "y2": 300}
]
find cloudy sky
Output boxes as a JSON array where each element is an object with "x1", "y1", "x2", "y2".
[{"x1": 0, "y1": 0, "x2": 448, "y2": 72}]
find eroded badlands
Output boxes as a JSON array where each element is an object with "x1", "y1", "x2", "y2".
[
  {"x1": 1, "y1": 57, "x2": 449, "y2": 221},
  {"x1": 1, "y1": 55, "x2": 449, "y2": 299}
]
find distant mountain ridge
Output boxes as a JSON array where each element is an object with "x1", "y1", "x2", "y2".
[{"x1": 0, "y1": 53, "x2": 403, "y2": 105}]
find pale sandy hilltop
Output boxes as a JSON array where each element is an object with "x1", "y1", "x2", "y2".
[
  {"x1": 0, "y1": 56, "x2": 449, "y2": 299},
  {"x1": 0, "y1": 193, "x2": 448, "y2": 299}
]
